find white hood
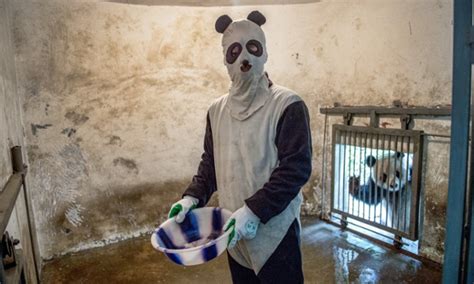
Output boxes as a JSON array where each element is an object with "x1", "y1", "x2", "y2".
[{"x1": 216, "y1": 11, "x2": 270, "y2": 121}]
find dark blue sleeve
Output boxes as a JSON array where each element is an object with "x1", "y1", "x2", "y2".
[
  {"x1": 182, "y1": 113, "x2": 217, "y2": 207},
  {"x1": 245, "y1": 101, "x2": 312, "y2": 224}
]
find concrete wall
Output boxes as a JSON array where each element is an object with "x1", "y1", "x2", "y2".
[
  {"x1": 0, "y1": 0, "x2": 39, "y2": 281},
  {"x1": 12, "y1": 0, "x2": 452, "y2": 263}
]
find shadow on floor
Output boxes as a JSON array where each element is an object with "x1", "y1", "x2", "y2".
[{"x1": 42, "y1": 217, "x2": 441, "y2": 283}]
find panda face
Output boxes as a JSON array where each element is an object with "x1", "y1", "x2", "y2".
[
  {"x1": 367, "y1": 152, "x2": 407, "y2": 192},
  {"x1": 221, "y1": 20, "x2": 267, "y2": 82},
  {"x1": 215, "y1": 11, "x2": 268, "y2": 82},
  {"x1": 380, "y1": 172, "x2": 401, "y2": 191}
]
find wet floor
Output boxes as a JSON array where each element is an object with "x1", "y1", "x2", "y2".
[{"x1": 41, "y1": 217, "x2": 441, "y2": 283}]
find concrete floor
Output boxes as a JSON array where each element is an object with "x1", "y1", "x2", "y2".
[{"x1": 41, "y1": 218, "x2": 441, "y2": 283}]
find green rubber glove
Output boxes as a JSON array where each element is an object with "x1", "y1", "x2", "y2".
[
  {"x1": 224, "y1": 205, "x2": 260, "y2": 248},
  {"x1": 168, "y1": 196, "x2": 198, "y2": 223},
  {"x1": 225, "y1": 218, "x2": 236, "y2": 247}
]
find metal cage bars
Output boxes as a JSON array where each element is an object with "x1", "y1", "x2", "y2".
[{"x1": 331, "y1": 125, "x2": 423, "y2": 241}]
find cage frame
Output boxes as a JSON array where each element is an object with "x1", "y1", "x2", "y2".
[{"x1": 330, "y1": 124, "x2": 424, "y2": 241}]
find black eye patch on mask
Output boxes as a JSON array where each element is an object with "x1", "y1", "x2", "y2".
[
  {"x1": 246, "y1": 40, "x2": 263, "y2": 57},
  {"x1": 226, "y1": 42, "x2": 242, "y2": 64}
]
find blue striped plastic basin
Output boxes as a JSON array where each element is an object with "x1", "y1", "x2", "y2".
[{"x1": 151, "y1": 207, "x2": 232, "y2": 266}]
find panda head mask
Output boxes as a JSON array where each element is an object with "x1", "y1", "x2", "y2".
[{"x1": 215, "y1": 11, "x2": 271, "y2": 121}]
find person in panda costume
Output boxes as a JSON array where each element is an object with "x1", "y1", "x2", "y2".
[{"x1": 167, "y1": 10, "x2": 312, "y2": 283}]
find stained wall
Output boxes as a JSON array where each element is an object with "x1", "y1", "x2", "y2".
[{"x1": 12, "y1": 0, "x2": 452, "y2": 262}]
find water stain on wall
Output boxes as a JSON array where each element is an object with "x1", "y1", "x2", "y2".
[
  {"x1": 106, "y1": 135, "x2": 123, "y2": 146},
  {"x1": 26, "y1": 142, "x2": 90, "y2": 258},
  {"x1": 353, "y1": 18, "x2": 362, "y2": 31},
  {"x1": 302, "y1": 175, "x2": 321, "y2": 215},
  {"x1": 113, "y1": 157, "x2": 139, "y2": 174},
  {"x1": 31, "y1": 123, "x2": 52, "y2": 136},
  {"x1": 65, "y1": 111, "x2": 89, "y2": 126},
  {"x1": 48, "y1": 180, "x2": 191, "y2": 258},
  {"x1": 61, "y1": 128, "x2": 77, "y2": 137}
]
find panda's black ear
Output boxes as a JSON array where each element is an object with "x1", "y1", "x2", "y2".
[
  {"x1": 247, "y1": 10, "x2": 266, "y2": 26},
  {"x1": 395, "y1": 151, "x2": 404, "y2": 158},
  {"x1": 215, "y1": 15, "x2": 233, "y2": 33},
  {"x1": 366, "y1": 155, "x2": 377, "y2": 167}
]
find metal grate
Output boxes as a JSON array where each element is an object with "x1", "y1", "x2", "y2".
[{"x1": 331, "y1": 125, "x2": 423, "y2": 241}]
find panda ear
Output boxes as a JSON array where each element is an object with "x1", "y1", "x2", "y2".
[
  {"x1": 247, "y1": 10, "x2": 266, "y2": 26},
  {"x1": 395, "y1": 151, "x2": 404, "y2": 158},
  {"x1": 215, "y1": 15, "x2": 233, "y2": 33},
  {"x1": 366, "y1": 155, "x2": 377, "y2": 167}
]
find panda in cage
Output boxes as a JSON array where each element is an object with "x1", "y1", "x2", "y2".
[
  {"x1": 348, "y1": 151, "x2": 411, "y2": 206},
  {"x1": 368, "y1": 151, "x2": 407, "y2": 193}
]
